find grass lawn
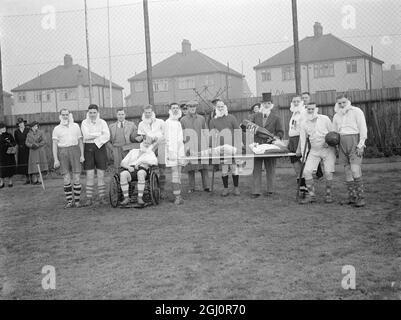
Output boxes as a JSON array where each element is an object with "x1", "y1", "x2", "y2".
[{"x1": 1, "y1": 162, "x2": 400, "y2": 300}]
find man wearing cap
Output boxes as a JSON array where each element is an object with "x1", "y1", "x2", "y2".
[
  {"x1": 53, "y1": 109, "x2": 85, "y2": 208},
  {"x1": 137, "y1": 105, "x2": 166, "y2": 197},
  {"x1": 14, "y1": 118, "x2": 30, "y2": 184},
  {"x1": 180, "y1": 103, "x2": 188, "y2": 121},
  {"x1": 108, "y1": 108, "x2": 137, "y2": 172},
  {"x1": 209, "y1": 100, "x2": 241, "y2": 196},
  {"x1": 299, "y1": 102, "x2": 336, "y2": 204},
  {"x1": 180, "y1": 100, "x2": 210, "y2": 193},
  {"x1": 81, "y1": 104, "x2": 110, "y2": 206},
  {"x1": 249, "y1": 93, "x2": 284, "y2": 198},
  {"x1": 333, "y1": 93, "x2": 368, "y2": 207}
]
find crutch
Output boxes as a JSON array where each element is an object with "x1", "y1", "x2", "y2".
[
  {"x1": 37, "y1": 162, "x2": 46, "y2": 191},
  {"x1": 296, "y1": 135, "x2": 310, "y2": 200}
]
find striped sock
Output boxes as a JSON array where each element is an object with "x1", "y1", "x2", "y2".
[
  {"x1": 121, "y1": 182, "x2": 129, "y2": 199},
  {"x1": 137, "y1": 182, "x2": 145, "y2": 198},
  {"x1": 73, "y1": 184, "x2": 82, "y2": 203},
  {"x1": 98, "y1": 184, "x2": 106, "y2": 199},
  {"x1": 86, "y1": 184, "x2": 94, "y2": 199},
  {"x1": 64, "y1": 184, "x2": 73, "y2": 203}
]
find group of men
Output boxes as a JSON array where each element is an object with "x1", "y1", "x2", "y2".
[
  {"x1": 288, "y1": 92, "x2": 367, "y2": 207},
  {"x1": 51, "y1": 91, "x2": 368, "y2": 209}
]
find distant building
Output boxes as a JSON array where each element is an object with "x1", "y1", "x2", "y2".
[
  {"x1": 383, "y1": 65, "x2": 401, "y2": 88},
  {"x1": 254, "y1": 22, "x2": 384, "y2": 95},
  {"x1": 127, "y1": 40, "x2": 250, "y2": 106},
  {"x1": 11, "y1": 54, "x2": 124, "y2": 115},
  {"x1": 2, "y1": 91, "x2": 14, "y2": 116}
]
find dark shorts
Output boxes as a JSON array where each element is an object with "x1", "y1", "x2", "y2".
[
  {"x1": 58, "y1": 145, "x2": 81, "y2": 175},
  {"x1": 84, "y1": 143, "x2": 108, "y2": 171},
  {"x1": 288, "y1": 136, "x2": 301, "y2": 163}
]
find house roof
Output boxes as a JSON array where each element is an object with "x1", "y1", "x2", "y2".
[
  {"x1": 128, "y1": 50, "x2": 243, "y2": 81},
  {"x1": 11, "y1": 64, "x2": 124, "y2": 92},
  {"x1": 383, "y1": 69, "x2": 401, "y2": 88},
  {"x1": 254, "y1": 33, "x2": 384, "y2": 69}
]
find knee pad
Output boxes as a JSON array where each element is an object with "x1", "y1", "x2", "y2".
[
  {"x1": 303, "y1": 169, "x2": 313, "y2": 181},
  {"x1": 325, "y1": 172, "x2": 333, "y2": 181},
  {"x1": 137, "y1": 170, "x2": 146, "y2": 182},
  {"x1": 350, "y1": 164, "x2": 362, "y2": 179},
  {"x1": 63, "y1": 173, "x2": 71, "y2": 185},
  {"x1": 72, "y1": 173, "x2": 81, "y2": 185},
  {"x1": 120, "y1": 170, "x2": 131, "y2": 183}
]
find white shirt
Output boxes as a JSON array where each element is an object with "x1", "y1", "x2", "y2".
[
  {"x1": 81, "y1": 117, "x2": 110, "y2": 148},
  {"x1": 333, "y1": 106, "x2": 367, "y2": 145},
  {"x1": 137, "y1": 118, "x2": 165, "y2": 140},
  {"x1": 300, "y1": 114, "x2": 333, "y2": 156},
  {"x1": 164, "y1": 118, "x2": 185, "y2": 167},
  {"x1": 52, "y1": 123, "x2": 82, "y2": 147},
  {"x1": 121, "y1": 148, "x2": 158, "y2": 168},
  {"x1": 289, "y1": 108, "x2": 307, "y2": 137}
]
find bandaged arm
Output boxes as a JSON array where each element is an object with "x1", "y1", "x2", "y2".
[{"x1": 356, "y1": 109, "x2": 368, "y2": 148}]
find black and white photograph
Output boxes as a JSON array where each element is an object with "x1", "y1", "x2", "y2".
[{"x1": 0, "y1": 0, "x2": 400, "y2": 304}]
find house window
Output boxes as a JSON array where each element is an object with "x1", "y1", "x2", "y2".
[
  {"x1": 153, "y1": 79, "x2": 168, "y2": 92},
  {"x1": 203, "y1": 75, "x2": 214, "y2": 87},
  {"x1": 261, "y1": 70, "x2": 271, "y2": 82},
  {"x1": 314, "y1": 62, "x2": 335, "y2": 78},
  {"x1": 43, "y1": 92, "x2": 51, "y2": 102},
  {"x1": 178, "y1": 77, "x2": 195, "y2": 90},
  {"x1": 60, "y1": 89, "x2": 76, "y2": 101},
  {"x1": 34, "y1": 92, "x2": 42, "y2": 103},
  {"x1": 346, "y1": 60, "x2": 358, "y2": 73},
  {"x1": 134, "y1": 81, "x2": 144, "y2": 92},
  {"x1": 282, "y1": 66, "x2": 295, "y2": 81},
  {"x1": 18, "y1": 92, "x2": 27, "y2": 103}
]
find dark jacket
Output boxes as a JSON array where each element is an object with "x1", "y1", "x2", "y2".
[{"x1": 249, "y1": 112, "x2": 284, "y2": 144}]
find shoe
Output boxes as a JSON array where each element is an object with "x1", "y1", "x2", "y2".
[
  {"x1": 74, "y1": 202, "x2": 82, "y2": 208},
  {"x1": 354, "y1": 198, "x2": 366, "y2": 207},
  {"x1": 299, "y1": 194, "x2": 316, "y2": 204},
  {"x1": 250, "y1": 194, "x2": 260, "y2": 199},
  {"x1": 64, "y1": 201, "x2": 75, "y2": 209},
  {"x1": 221, "y1": 189, "x2": 229, "y2": 197},
  {"x1": 233, "y1": 187, "x2": 240, "y2": 196},
  {"x1": 174, "y1": 196, "x2": 184, "y2": 205},
  {"x1": 120, "y1": 198, "x2": 130, "y2": 206},
  {"x1": 83, "y1": 199, "x2": 93, "y2": 207},
  {"x1": 137, "y1": 197, "x2": 145, "y2": 205},
  {"x1": 98, "y1": 197, "x2": 108, "y2": 205},
  {"x1": 325, "y1": 194, "x2": 334, "y2": 203},
  {"x1": 8, "y1": 183, "x2": 13, "y2": 188},
  {"x1": 187, "y1": 189, "x2": 195, "y2": 194},
  {"x1": 204, "y1": 188, "x2": 210, "y2": 192}
]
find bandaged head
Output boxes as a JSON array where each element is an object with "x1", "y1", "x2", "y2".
[
  {"x1": 335, "y1": 95, "x2": 352, "y2": 115},
  {"x1": 59, "y1": 109, "x2": 74, "y2": 126},
  {"x1": 168, "y1": 103, "x2": 182, "y2": 121},
  {"x1": 215, "y1": 101, "x2": 228, "y2": 118},
  {"x1": 290, "y1": 96, "x2": 304, "y2": 113},
  {"x1": 306, "y1": 103, "x2": 319, "y2": 121}
]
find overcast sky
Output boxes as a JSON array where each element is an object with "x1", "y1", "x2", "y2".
[{"x1": 1, "y1": 0, "x2": 400, "y2": 97}]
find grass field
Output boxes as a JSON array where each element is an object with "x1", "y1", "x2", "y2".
[{"x1": 1, "y1": 161, "x2": 400, "y2": 300}]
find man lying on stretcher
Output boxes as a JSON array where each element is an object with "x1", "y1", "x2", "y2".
[{"x1": 119, "y1": 138, "x2": 158, "y2": 207}]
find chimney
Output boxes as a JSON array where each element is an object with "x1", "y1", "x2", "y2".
[
  {"x1": 313, "y1": 22, "x2": 323, "y2": 38},
  {"x1": 64, "y1": 54, "x2": 73, "y2": 67},
  {"x1": 182, "y1": 39, "x2": 191, "y2": 55}
]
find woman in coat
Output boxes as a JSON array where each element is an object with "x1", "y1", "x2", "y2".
[
  {"x1": 25, "y1": 121, "x2": 49, "y2": 184},
  {"x1": 0, "y1": 122, "x2": 17, "y2": 188},
  {"x1": 14, "y1": 118, "x2": 31, "y2": 184}
]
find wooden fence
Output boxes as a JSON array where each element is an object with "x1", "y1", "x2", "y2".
[{"x1": 4, "y1": 87, "x2": 401, "y2": 168}]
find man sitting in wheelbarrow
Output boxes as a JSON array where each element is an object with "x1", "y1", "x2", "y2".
[{"x1": 119, "y1": 138, "x2": 158, "y2": 207}]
